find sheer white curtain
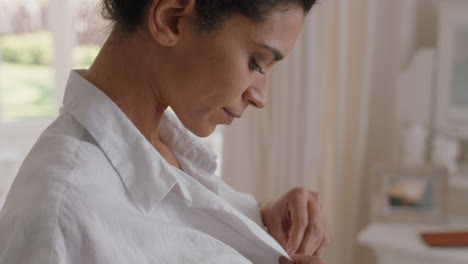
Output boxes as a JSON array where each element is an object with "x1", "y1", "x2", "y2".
[
  {"x1": 221, "y1": 2, "x2": 331, "y2": 201},
  {"x1": 221, "y1": 0, "x2": 373, "y2": 263}
]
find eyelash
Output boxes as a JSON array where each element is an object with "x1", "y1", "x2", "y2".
[{"x1": 249, "y1": 58, "x2": 265, "y2": 74}]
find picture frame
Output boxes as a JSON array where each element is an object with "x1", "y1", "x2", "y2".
[
  {"x1": 435, "y1": 1, "x2": 468, "y2": 139},
  {"x1": 371, "y1": 165, "x2": 449, "y2": 224}
]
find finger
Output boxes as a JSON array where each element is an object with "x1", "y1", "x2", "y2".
[
  {"x1": 292, "y1": 254, "x2": 324, "y2": 264},
  {"x1": 279, "y1": 256, "x2": 291, "y2": 264},
  {"x1": 312, "y1": 237, "x2": 327, "y2": 257},
  {"x1": 296, "y1": 224, "x2": 322, "y2": 255},
  {"x1": 286, "y1": 192, "x2": 308, "y2": 254},
  {"x1": 297, "y1": 200, "x2": 326, "y2": 254},
  {"x1": 269, "y1": 216, "x2": 289, "y2": 248}
]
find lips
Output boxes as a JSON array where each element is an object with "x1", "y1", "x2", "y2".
[
  {"x1": 221, "y1": 108, "x2": 233, "y2": 125},
  {"x1": 222, "y1": 108, "x2": 241, "y2": 118}
]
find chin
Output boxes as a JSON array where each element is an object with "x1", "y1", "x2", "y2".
[
  {"x1": 185, "y1": 122, "x2": 216, "y2": 138},
  {"x1": 194, "y1": 126, "x2": 216, "y2": 138}
]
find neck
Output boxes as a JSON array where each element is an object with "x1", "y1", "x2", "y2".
[{"x1": 83, "y1": 29, "x2": 167, "y2": 146}]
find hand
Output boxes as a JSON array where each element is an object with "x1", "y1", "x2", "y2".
[
  {"x1": 279, "y1": 255, "x2": 324, "y2": 264},
  {"x1": 260, "y1": 188, "x2": 328, "y2": 256}
]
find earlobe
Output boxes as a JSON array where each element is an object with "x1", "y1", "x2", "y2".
[{"x1": 147, "y1": 0, "x2": 196, "y2": 47}]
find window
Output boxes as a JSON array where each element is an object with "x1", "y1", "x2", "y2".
[
  {"x1": 0, "y1": 0, "x2": 54, "y2": 122},
  {"x1": 0, "y1": 0, "x2": 108, "y2": 123},
  {"x1": 0, "y1": 0, "x2": 225, "y2": 178},
  {"x1": 73, "y1": 0, "x2": 108, "y2": 69}
]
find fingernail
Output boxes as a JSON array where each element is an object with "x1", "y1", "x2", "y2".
[{"x1": 279, "y1": 256, "x2": 289, "y2": 264}]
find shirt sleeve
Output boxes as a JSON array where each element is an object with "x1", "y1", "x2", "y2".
[{"x1": 215, "y1": 177, "x2": 266, "y2": 229}]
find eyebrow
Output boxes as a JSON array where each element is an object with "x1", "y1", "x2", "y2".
[{"x1": 260, "y1": 44, "x2": 284, "y2": 61}]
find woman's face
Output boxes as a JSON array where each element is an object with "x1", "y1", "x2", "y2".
[{"x1": 156, "y1": 8, "x2": 305, "y2": 137}]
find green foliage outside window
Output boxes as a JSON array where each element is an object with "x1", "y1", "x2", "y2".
[
  {"x1": 0, "y1": 32, "x2": 100, "y2": 121},
  {"x1": 0, "y1": 31, "x2": 100, "y2": 67}
]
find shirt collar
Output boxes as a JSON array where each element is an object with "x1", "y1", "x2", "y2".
[
  {"x1": 61, "y1": 70, "x2": 218, "y2": 213},
  {"x1": 159, "y1": 111, "x2": 218, "y2": 180}
]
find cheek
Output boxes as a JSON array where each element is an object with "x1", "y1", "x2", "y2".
[
  {"x1": 170, "y1": 43, "x2": 251, "y2": 115},
  {"x1": 208, "y1": 58, "x2": 252, "y2": 101},
  {"x1": 182, "y1": 62, "x2": 250, "y2": 113}
]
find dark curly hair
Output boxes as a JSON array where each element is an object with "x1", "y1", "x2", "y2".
[{"x1": 102, "y1": 0, "x2": 317, "y2": 33}]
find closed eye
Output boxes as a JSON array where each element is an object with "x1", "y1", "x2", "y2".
[{"x1": 249, "y1": 57, "x2": 265, "y2": 74}]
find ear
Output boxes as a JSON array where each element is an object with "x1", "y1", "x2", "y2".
[{"x1": 147, "y1": 0, "x2": 196, "y2": 47}]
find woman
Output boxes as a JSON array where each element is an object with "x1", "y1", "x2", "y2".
[{"x1": 0, "y1": 0, "x2": 327, "y2": 263}]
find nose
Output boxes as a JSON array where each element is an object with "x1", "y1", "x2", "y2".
[{"x1": 243, "y1": 78, "x2": 268, "y2": 109}]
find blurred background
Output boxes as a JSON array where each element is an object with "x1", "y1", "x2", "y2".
[{"x1": 0, "y1": 0, "x2": 467, "y2": 264}]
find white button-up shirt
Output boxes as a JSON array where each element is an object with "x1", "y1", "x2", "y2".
[{"x1": 0, "y1": 71, "x2": 291, "y2": 264}]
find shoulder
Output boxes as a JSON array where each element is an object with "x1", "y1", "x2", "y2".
[
  {"x1": 5, "y1": 112, "x2": 101, "y2": 209},
  {"x1": 2, "y1": 110, "x2": 124, "y2": 218},
  {"x1": 0, "y1": 112, "x2": 119, "y2": 263}
]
